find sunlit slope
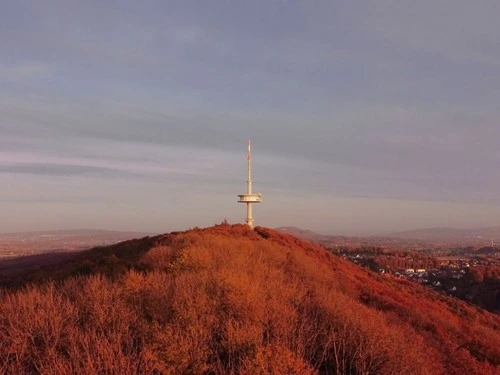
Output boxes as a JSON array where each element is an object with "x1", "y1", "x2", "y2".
[{"x1": 1, "y1": 224, "x2": 499, "y2": 374}]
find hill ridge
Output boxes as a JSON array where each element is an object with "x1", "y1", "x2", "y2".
[{"x1": 0, "y1": 224, "x2": 499, "y2": 374}]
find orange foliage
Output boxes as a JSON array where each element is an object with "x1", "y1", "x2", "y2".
[{"x1": 0, "y1": 224, "x2": 499, "y2": 374}]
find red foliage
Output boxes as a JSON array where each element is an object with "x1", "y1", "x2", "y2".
[{"x1": 0, "y1": 224, "x2": 499, "y2": 374}]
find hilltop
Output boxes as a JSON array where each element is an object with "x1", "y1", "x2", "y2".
[{"x1": 0, "y1": 224, "x2": 499, "y2": 374}]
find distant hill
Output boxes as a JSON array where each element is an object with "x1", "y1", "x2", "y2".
[
  {"x1": 277, "y1": 226, "x2": 500, "y2": 248},
  {"x1": 275, "y1": 226, "x2": 362, "y2": 243},
  {"x1": 0, "y1": 224, "x2": 498, "y2": 374},
  {"x1": 275, "y1": 226, "x2": 330, "y2": 241},
  {"x1": 389, "y1": 226, "x2": 500, "y2": 243},
  {"x1": 275, "y1": 226, "x2": 431, "y2": 250},
  {"x1": 0, "y1": 229, "x2": 156, "y2": 258},
  {"x1": 0, "y1": 228, "x2": 155, "y2": 239}
]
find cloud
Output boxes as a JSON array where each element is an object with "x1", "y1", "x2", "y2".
[
  {"x1": 2, "y1": 88, "x2": 500, "y2": 205},
  {"x1": 0, "y1": 140, "x2": 238, "y2": 180},
  {"x1": 0, "y1": 62, "x2": 52, "y2": 81},
  {"x1": 359, "y1": 0, "x2": 500, "y2": 66},
  {"x1": 1, "y1": 1, "x2": 500, "y2": 232},
  {"x1": 0, "y1": 163, "x2": 114, "y2": 176}
]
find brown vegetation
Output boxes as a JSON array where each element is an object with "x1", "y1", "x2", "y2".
[{"x1": 0, "y1": 224, "x2": 499, "y2": 374}]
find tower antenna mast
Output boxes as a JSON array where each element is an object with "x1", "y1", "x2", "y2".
[{"x1": 238, "y1": 139, "x2": 262, "y2": 228}]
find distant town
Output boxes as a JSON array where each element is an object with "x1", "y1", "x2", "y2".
[
  {"x1": 338, "y1": 246, "x2": 499, "y2": 311},
  {"x1": 277, "y1": 226, "x2": 500, "y2": 314}
]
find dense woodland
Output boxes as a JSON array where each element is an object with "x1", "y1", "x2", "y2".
[{"x1": 1, "y1": 224, "x2": 499, "y2": 374}]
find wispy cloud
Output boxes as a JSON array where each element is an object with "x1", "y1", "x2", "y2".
[
  {"x1": 359, "y1": 0, "x2": 500, "y2": 66},
  {"x1": 0, "y1": 141, "x2": 239, "y2": 179},
  {"x1": 0, "y1": 62, "x2": 52, "y2": 81}
]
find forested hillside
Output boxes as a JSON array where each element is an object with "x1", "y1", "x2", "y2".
[{"x1": 1, "y1": 224, "x2": 499, "y2": 374}]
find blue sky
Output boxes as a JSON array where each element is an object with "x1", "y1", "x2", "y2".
[{"x1": 1, "y1": 0, "x2": 500, "y2": 235}]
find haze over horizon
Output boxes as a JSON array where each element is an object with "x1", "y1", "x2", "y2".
[{"x1": 2, "y1": 1, "x2": 500, "y2": 236}]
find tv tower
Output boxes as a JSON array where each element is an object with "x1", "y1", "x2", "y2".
[{"x1": 238, "y1": 139, "x2": 262, "y2": 229}]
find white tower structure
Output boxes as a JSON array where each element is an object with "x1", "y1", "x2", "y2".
[{"x1": 238, "y1": 139, "x2": 262, "y2": 229}]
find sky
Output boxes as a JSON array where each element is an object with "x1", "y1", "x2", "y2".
[{"x1": 1, "y1": 0, "x2": 500, "y2": 235}]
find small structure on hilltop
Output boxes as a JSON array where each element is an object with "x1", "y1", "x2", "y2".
[{"x1": 238, "y1": 139, "x2": 262, "y2": 229}]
